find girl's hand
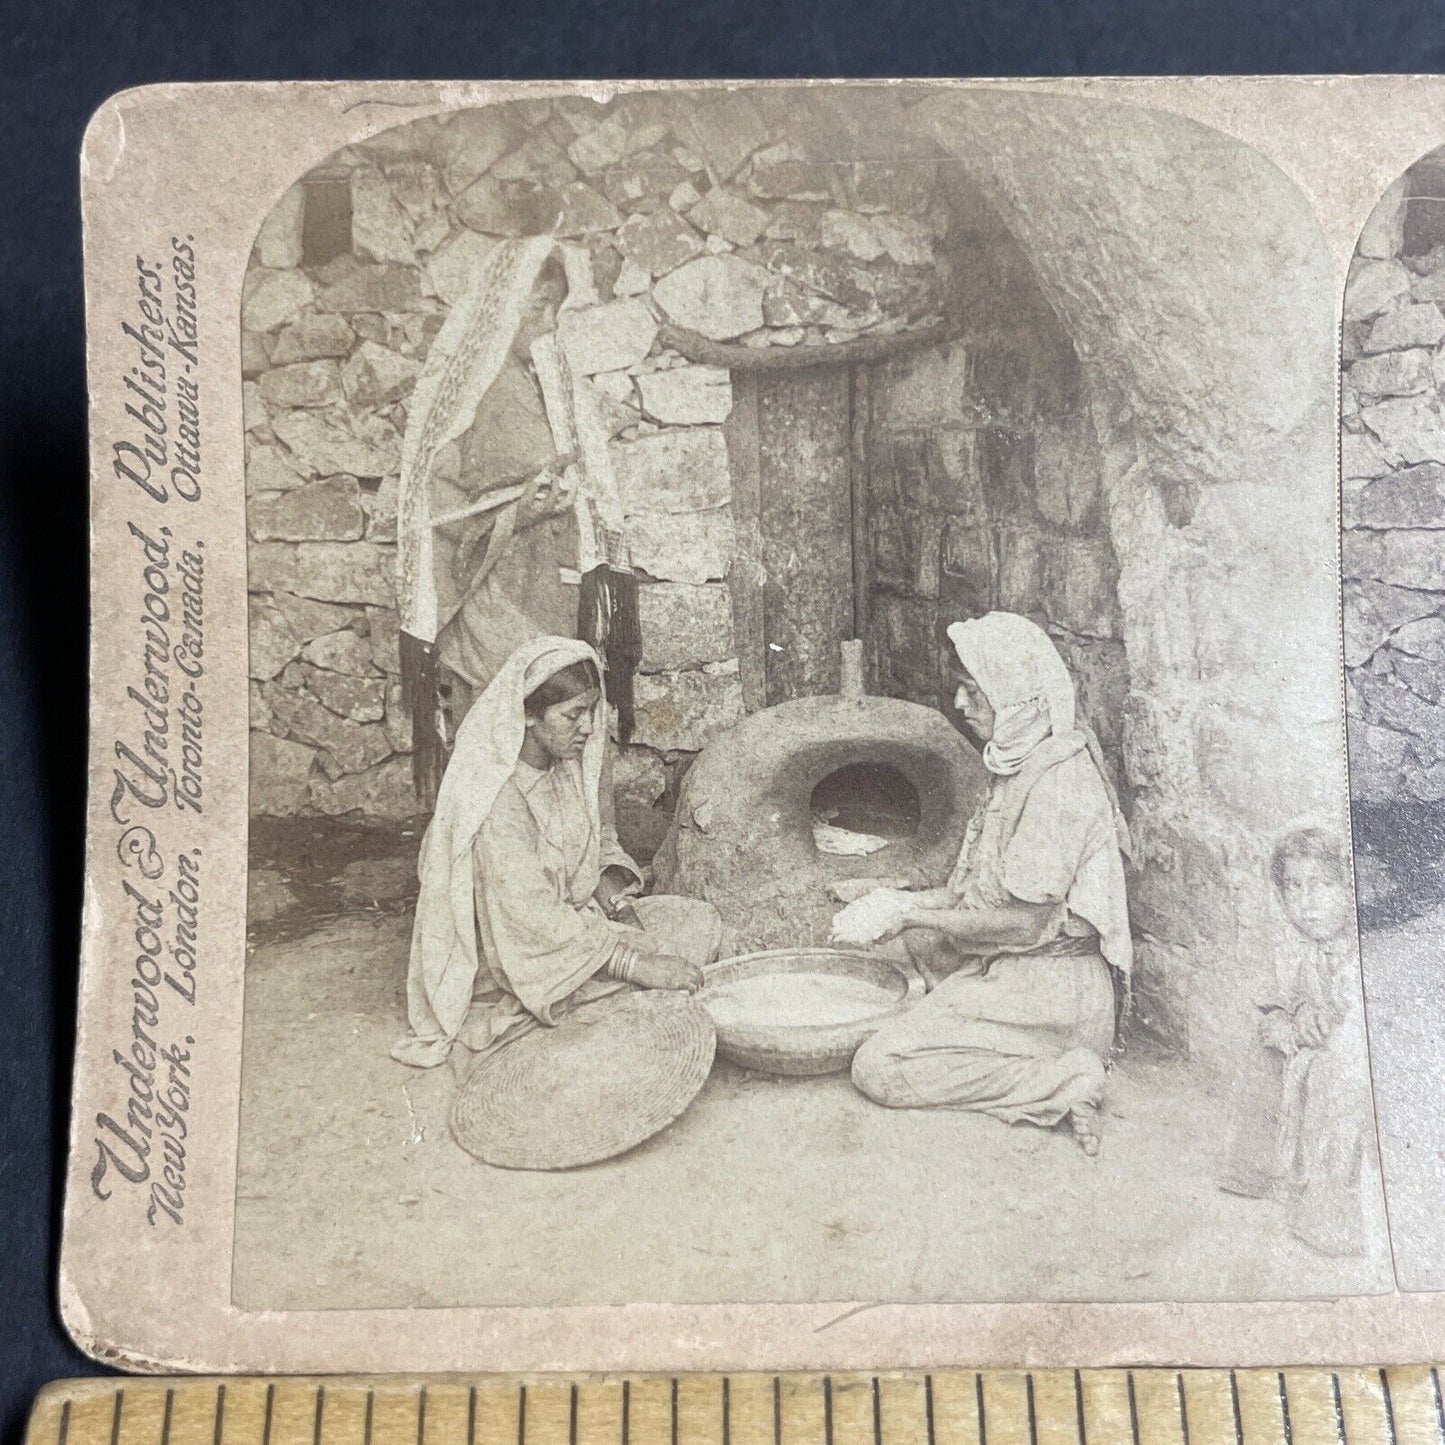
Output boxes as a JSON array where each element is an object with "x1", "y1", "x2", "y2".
[{"x1": 630, "y1": 952, "x2": 704, "y2": 993}]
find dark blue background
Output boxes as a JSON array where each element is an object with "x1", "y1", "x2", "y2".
[{"x1": 2, "y1": 2, "x2": 1442, "y2": 1440}]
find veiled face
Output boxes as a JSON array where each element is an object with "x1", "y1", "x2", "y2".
[
  {"x1": 953, "y1": 670, "x2": 996, "y2": 742},
  {"x1": 526, "y1": 687, "x2": 599, "y2": 764}
]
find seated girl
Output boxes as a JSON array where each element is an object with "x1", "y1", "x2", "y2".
[{"x1": 392, "y1": 635, "x2": 723, "y2": 1070}]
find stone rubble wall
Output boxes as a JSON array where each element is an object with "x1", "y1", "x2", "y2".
[
  {"x1": 1341, "y1": 171, "x2": 1445, "y2": 854},
  {"x1": 242, "y1": 92, "x2": 956, "y2": 826}
]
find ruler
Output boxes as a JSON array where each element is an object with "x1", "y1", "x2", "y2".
[{"x1": 23, "y1": 1370, "x2": 1445, "y2": 1445}]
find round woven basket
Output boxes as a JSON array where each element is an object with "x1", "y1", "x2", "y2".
[{"x1": 450, "y1": 989, "x2": 716, "y2": 1171}]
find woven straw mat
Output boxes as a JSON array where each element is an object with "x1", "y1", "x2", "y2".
[{"x1": 450, "y1": 989, "x2": 717, "y2": 1170}]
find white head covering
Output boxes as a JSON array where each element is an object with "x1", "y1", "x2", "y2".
[
  {"x1": 392, "y1": 635, "x2": 604, "y2": 1068},
  {"x1": 946, "y1": 612, "x2": 1078, "y2": 775}
]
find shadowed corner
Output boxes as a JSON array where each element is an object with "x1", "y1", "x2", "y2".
[{"x1": 0, "y1": 408, "x2": 115, "y2": 1445}]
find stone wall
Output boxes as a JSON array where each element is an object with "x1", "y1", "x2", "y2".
[
  {"x1": 1341, "y1": 152, "x2": 1445, "y2": 918},
  {"x1": 862, "y1": 169, "x2": 1127, "y2": 798},
  {"x1": 242, "y1": 90, "x2": 957, "y2": 831}
]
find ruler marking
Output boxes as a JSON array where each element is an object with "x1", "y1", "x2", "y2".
[
  {"x1": 162, "y1": 1391, "x2": 175, "y2": 1445},
  {"x1": 111, "y1": 1392, "x2": 124, "y2": 1445},
  {"x1": 313, "y1": 1387, "x2": 325, "y2": 1445},
  {"x1": 620, "y1": 1383, "x2": 628, "y2": 1445},
  {"x1": 1074, "y1": 1372, "x2": 1086, "y2": 1445},
  {"x1": 1128, "y1": 1376, "x2": 1141, "y2": 1445},
  {"x1": 57, "y1": 1401, "x2": 70, "y2": 1445},
  {"x1": 364, "y1": 1392, "x2": 374, "y2": 1445},
  {"x1": 213, "y1": 1386, "x2": 226, "y2": 1445},
  {"x1": 1176, "y1": 1375, "x2": 1190, "y2": 1445},
  {"x1": 467, "y1": 1389, "x2": 477, "y2": 1445},
  {"x1": 1279, "y1": 1374, "x2": 1295, "y2": 1445},
  {"x1": 873, "y1": 1380, "x2": 882, "y2": 1445},
  {"x1": 824, "y1": 1378, "x2": 834, "y2": 1445},
  {"x1": 569, "y1": 1385, "x2": 578, "y2": 1445},
  {"x1": 924, "y1": 1377, "x2": 936, "y2": 1445},
  {"x1": 976, "y1": 1375, "x2": 987, "y2": 1445},
  {"x1": 263, "y1": 1387, "x2": 275, "y2": 1445},
  {"x1": 1229, "y1": 1374, "x2": 1243, "y2": 1445},
  {"x1": 1381, "y1": 1371, "x2": 1399, "y2": 1445},
  {"x1": 521, "y1": 1386, "x2": 529, "y2": 1445},
  {"x1": 418, "y1": 1389, "x2": 428, "y2": 1445},
  {"x1": 671, "y1": 1379, "x2": 679, "y2": 1445},
  {"x1": 1431, "y1": 1369, "x2": 1445, "y2": 1445},
  {"x1": 1331, "y1": 1376, "x2": 1347, "y2": 1445},
  {"x1": 1027, "y1": 1377, "x2": 1039, "y2": 1445},
  {"x1": 775, "y1": 1378, "x2": 783, "y2": 1445},
  {"x1": 722, "y1": 1380, "x2": 730, "y2": 1445}
]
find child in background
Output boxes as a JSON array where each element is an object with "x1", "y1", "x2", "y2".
[{"x1": 1218, "y1": 827, "x2": 1367, "y2": 1257}]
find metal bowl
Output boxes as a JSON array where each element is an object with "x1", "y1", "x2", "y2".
[{"x1": 699, "y1": 948, "x2": 910, "y2": 1076}]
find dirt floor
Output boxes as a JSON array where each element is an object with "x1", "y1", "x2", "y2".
[{"x1": 232, "y1": 824, "x2": 1395, "y2": 1312}]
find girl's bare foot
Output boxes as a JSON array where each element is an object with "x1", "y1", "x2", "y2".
[{"x1": 1068, "y1": 1101, "x2": 1102, "y2": 1157}]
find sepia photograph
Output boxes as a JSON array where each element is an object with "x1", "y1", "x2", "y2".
[{"x1": 229, "y1": 83, "x2": 1392, "y2": 1313}]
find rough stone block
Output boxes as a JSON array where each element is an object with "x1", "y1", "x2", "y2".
[
  {"x1": 1352, "y1": 461, "x2": 1445, "y2": 529},
  {"x1": 381, "y1": 158, "x2": 446, "y2": 220},
  {"x1": 567, "y1": 117, "x2": 640, "y2": 175},
  {"x1": 312, "y1": 259, "x2": 423, "y2": 314},
  {"x1": 254, "y1": 184, "x2": 305, "y2": 269},
  {"x1": 613, "y1": 744, "x2": 667, "y2": 812},
  {"x1": 747, "y1": 143, "x2": 835, "y2": 202},
  {"x1": 252, "y1": 541, "x2": 396, "y2": 606},
  {"x1": 612, "y1": 428, "x2": 731, "y2": 513},
  {"x1": 271, "y1": 408, "x2": 401, "y2": 478},
  {"x1": 249, "y1": 731, "x2": 318, "y2": 816},
  {"x1": 684, "y1": 94, "x2": 770, "y2": 180},
  {"x1": 491, "y1": 131, "x2": 579, "y2": 190},
  {"x1": 454, "y1": 175, "x2": 561, "y2": 236},
  {"x1": 870, "y1": 213, "x2": 934, "y2": 267},
  {"x1": 351, "y1": 167, "x2": 416, "y2": 265},
  {"x1": 245, "y1": 439, "x2": 308, "y2": 495},
  {"x1": 1392, "y1": 650, "x2": 1445, "y2": 703},
  {"x1": 1342, "y1": 579, "x2": 1441, "y2": 665},
  {"x1": 341, "y1": 341, "x2": 420, "y2": 410},
  {"x1": 249, "y1": 868, "x2": 299, "y2": 923},
  {"x1": 555, "y1": 181, "x2": 622, "y2": 236},
  {"x1": 250, "y1": 479, "x2": 366, "y2": 544},
  {"x1": 269, "y1": 311, "x2": 356, "y2": 364},
  {"x1": 1391, "y1": 615, "x2": 1445, "y2": 662},
  {"x1": 1341, "y1": 429, "x2": 1390, "y2": 480},
  {"x1": 556, "y1": 297, "x2": 659, "y2": 375},
  {"x1": 434, "y1": 109, "x2": 520, "y2": 195},
  {"x1": 1349, "y1": 528, "x2": 1445, "y2": 591},
  {"x1": 616, "y1": 209, "x2": 705, "y2": 277},
  {"x1": 632, "y1": 665, "x2": 745, "y2": 752},
  {"x1": 301, "y1": 627, "x2": 378, "y2": 675},
  {"x1": 820, "y1": 210, "x2": 886, "y2": 262},
  {"x1": 760, "y1": 282, "x2": 854, "y2": 329},
  {"x1": 626, "y1": 506, "x2": 734, "y2": 583},
  {"x1": 243, "y1": 382, "x2": 270, "y2": 436},
  {"x1": 267, "y1": 679, "x2": 393, "y2": 779},
  {"x1": 1364, "y1": 302, "x2": 1445, "y2": 353},
  {"x1": 273, "y1": 591, "x2": 359, "y2": 642},
  {"x1": 308, "y1": 755, "x2": 418, "y2": 819},
  {"x1": 600, "y1": 152, "x2": 689, "y2": 211},
  {"x1": 1361, "y1": 394, "x2": 1445, "y2": 466},
  {"x1": 635, "y1": 365, "x2": 733, "y2": 424},
  {"x1": 756, "y1": 240, "x2": 875, "y2": 309},
  {"x1": 1343, "y1": 258, "x2": 1412, "y2": 321},
  {"x1": 687, "y1": 188, "x2": 768, "y2": 247},
  {"x1": 305, "y1": 665, "x2": 388, "y2": 722},
  {"x1": 248, "y1": 597, "x2": 302, "y2": 680},
  {"x1": 424, "y1": 230, "x2": 496, "y2": 307},
  {"x1": 653, "y1": 254, "x2": 769, "y2": 340},
  {"x1": 637, "y1": 582, "x2": 735, "y2": 671},
  {"x1": 1348, "y1": 347, "x2": 1434, "y2": 397},
  {"x1": 242, "y1": 268, "x2": 315, "y2": 333},
  {"x1": 258, "y1": 359, "x2": 343, "y2": 410},
  {"x1": 241, "y1": 330, "x2": 271, "y2": 377}
]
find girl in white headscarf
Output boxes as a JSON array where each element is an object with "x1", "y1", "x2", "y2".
[
  {"x1": 392, "y1": 635, "x2": 722, "y2": 1070},
  {"x1": 846, "y1": 612, "x2": 1132, "y2": 1155}
]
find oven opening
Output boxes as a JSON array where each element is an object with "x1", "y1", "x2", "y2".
[{"x1": 810, "y1": 761, "x2": 922, "y2": 856}]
